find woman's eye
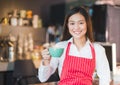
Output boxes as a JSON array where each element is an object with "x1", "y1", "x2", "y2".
[
  {"x1": 80, "y1": 22, "x2": 84, "y2": 24},
  {"x1": 69, "y1": 23, "x2": 75, "y2": 25}
]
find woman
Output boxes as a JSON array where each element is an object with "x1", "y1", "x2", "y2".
[{"x1": 38, "y1": 6, "x2": 111, "y2": 85}]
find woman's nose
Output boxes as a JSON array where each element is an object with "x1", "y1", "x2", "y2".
[{"x1": 74, "y1": 23, "x2": 79, "y2": 29}]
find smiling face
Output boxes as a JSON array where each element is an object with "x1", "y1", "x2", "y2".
[
  {"x1": 62, "y1": 6, "x2": 94, "y2": 42},
  {"x1": 68, "y1": 13, "x2": 87, "y2": 40}
]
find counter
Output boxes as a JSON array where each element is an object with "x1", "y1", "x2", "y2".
[
  {"x1": 0, "y1": 59, "x2": 41, "y2": 85},
  {"x1": 0, "y1": 59, "x2": 41, "y2": 72},
  {"x1": 29, "y1": 81, "x2": 120, "y2": 85},
  {"x1": 0, "y1": 59, "x2": 120, "y2": 85}
]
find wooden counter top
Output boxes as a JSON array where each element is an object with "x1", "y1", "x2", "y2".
[
  {"x1": 29, "y1": 80, "x2": 120, "y2": 85},
  {"x1": 29, "y1": 82, "x2": 58, "y2": 85},
  {"x1": 0, "y1": 61, "x2": 14, "y2": 72},
  {"x1": 0, "y1": 59, "x2": 41, "y2": 72}
]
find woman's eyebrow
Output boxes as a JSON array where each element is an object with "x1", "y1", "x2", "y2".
[{"x1": 68, "y1": 20, "x2": 85, "y2": 22}]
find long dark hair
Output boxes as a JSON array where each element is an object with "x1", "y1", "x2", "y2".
[{"x1": 61, "y1": 6, "x2": 94, "y2": 42}]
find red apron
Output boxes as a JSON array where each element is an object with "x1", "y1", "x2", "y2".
[{"x1": 58, "y1": 42, "x2": 96, "y2": 85}]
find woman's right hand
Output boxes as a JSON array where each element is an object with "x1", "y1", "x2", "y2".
[{"x1": 41, "y1": 48, "x2": 51, "y2": 65}]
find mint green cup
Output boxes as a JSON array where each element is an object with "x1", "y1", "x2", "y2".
[{"x1": 48, "y1": 47, "x2": 64, "y2": 58}]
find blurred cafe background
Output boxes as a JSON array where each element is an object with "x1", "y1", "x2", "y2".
[{"x1": 0, "y1": 0, "x2": 120, "y2": 85}]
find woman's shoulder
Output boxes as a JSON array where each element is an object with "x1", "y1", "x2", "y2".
[{"x1": 92, "y1": 42, "x2": 105, "y2": 51}]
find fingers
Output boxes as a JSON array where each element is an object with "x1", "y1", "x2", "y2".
[
  {"x1": 41, "y1": 49, "x2": 51, "y2": 60},
  {"x1": 41, "y1": 49, "x2": 49, "y2": 55},
  {"x1": 43, "y1": 55, "x2": 51, "y2": 60}
]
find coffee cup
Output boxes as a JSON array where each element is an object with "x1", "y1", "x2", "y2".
[{"x1": 48, "y1": 47, "x2": 64, "y2": 58}]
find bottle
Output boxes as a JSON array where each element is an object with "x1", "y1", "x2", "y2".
[
  {"x1": 0, "y1": 36, "x2": 9, "y2": 62},
  {"x1": 11, "y1": 17, "x2": 17, "y2": 26},
  {"x1": 0, "y1": 36, "x2": 4, "y2": 61},
  {"x1": 15, "y1": 34, "x2": 23, "y2": 60},
  {"x1": 8, "y1": 45, "x2": 14, "y2": 62},
  {"x1": 28, "y1": 33, "x2": 33, "y2": 52},
  {"x1": 7, "y1": 35, "x2": 15, "y2": 62},
  {"x1": 10, "y1": 9, "x2": 18, "y2": 26}
]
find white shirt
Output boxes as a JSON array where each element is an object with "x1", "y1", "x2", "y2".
[{"x1": 38, "y1": 38, "x2": 111, "y2": 85}]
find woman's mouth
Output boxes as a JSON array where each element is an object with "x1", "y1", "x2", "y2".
[{"x1": 73, "y1": 30, "x2": 82, "y2": 35}]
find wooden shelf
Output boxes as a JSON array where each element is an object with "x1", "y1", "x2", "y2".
[{"x1": 0, "y1": 24, "x2": 46, "y2": 45}]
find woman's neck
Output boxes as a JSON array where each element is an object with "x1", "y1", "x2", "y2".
[{"x1": 73, "y1": 37, "x2": 87, "y2": 51}]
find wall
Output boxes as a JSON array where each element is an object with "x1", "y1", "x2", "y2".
[
  {"x1": 106, "y1": 5, "x2": 120, "y2": 62},
  {"x1": 0, "y1": 0, "x2": 65, "y2": 26}
]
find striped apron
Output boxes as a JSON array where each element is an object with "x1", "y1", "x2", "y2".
[{"x1": 58, "y1": 42, "x2": 95, "y2": 85}]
